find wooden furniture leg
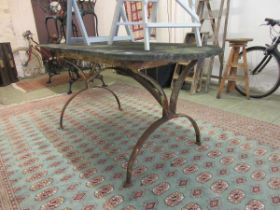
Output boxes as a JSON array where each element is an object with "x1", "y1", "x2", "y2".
[{"x1": 216, "y1": 47, "x2": 234, "y2": 98}]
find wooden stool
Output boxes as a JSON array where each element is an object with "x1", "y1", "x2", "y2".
[{"x1": 216, "y1": 38, "x2": 253, "y2": 99}]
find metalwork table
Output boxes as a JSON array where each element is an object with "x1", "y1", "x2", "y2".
[{"x1": 41, "y1": 42, "x2": 221, "y2": 187}]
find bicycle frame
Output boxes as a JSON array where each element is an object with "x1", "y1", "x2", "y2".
[
  {"x1": 251, "y1": 28, "x2": 280, "y2": 75},
  {"x1": 18, "y1": 30, "x2": 106, "y2": 93},
  {"x1": 25, "y1": 36, "x2": 52, "y2": 64}
]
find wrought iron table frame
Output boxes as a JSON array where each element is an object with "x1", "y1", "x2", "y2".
[{"x1": 41, "y1": 42, "x2": 221, "y2": 187}]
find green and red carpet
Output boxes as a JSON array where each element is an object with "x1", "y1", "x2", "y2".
[{"x1": 0, "y1": 84, "x2": 279, "y2": 210}]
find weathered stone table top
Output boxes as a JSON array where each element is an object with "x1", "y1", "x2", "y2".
[{"x1": 41, "y1": 42, "x2": 221, "y2": 70}]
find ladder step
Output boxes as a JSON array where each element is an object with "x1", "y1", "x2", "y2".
[
  {"x1": 230, "y1": 63, "x2": 246, "y2": 68},
  {"x1": 70, "y1": 36, "x2": 132, "y2": 43},
  {"x1": 202, "y1": 17, "x2": 217, "y2": 21},
  {"x1": 177, "y1": 61, "x2": 192, "y2": 65},
  {"x1": 147, "y1": 23, "x2": 201, "y2": 28},
  {"x1": 117, "y1": 22, "x2": 201, "y2": 28},
  {"x1": 173, "y1": 75, "x2": 179, "y2": 79},
  {"x1": 225, "y1": 75, "x2": 244, "y2": 81},
  {"x1": 125, "y1": 0, "x2": 158, "y2": 2},
  {"x1": 117, "y1": 22, "x2": 143, "y2": 26},
  {"x1": 185, "y1": 77, "x2": 196, "y2": 82}
]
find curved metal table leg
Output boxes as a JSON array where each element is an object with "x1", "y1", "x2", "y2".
[
  {"x1": 124, "y1": 113, "x2": 200, "y2": 187},
  {"x1": 92, "y1": 65, "x2": 168, "y2": 114},
  {"x1": 60, "y1": 87, "x2": 89, "y2": 129},
  {"x1": 64, "y1": 59, "x2": 88, "y2": 95},
  {"x1": 124, "y1": 117, "x2": 169, "y2": 187},
  {"x1": 123, "y1": 60, "x2": 201, "y2": 187},
  {"x1": 60, "y1": 65, "x2": 123, "y2": 129},
  {"x1": 169, "y1": 60, "x2": 197, "y2": 113},
  {"x1": 60, "y1": 62, "x2": 97, "y2": 129},
  {"x1": 173, "y1": 114, "x2": 201, "y2": 146},
  {"x1": 113, "y1": 67, "x2": 170, "y2": 117},
  {"x1": 92, "y1": 86, "x2": 123, "y2": 111}
]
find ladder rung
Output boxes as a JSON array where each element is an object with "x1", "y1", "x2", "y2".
[
  {"x1": 185, "y1": 77, "x2": 196, "y2": 82},
  {"x1": 226, "y1": 76, "x2": 244, "y2": 81},
  {"x1": 147, "y1": 23, "x2": 201, "y2": 28},
  {"x1": 202, "y1": 17, "x2": 216, "y2": 20},
  {"x1": 177, "y1": 61, "x2": 192, "y2": 65},
  {"x1": 117, "y1": 22, "x2": 143, "y2": 26},
  {"x1": 230, "y1": 63, "x2": 245, "y2": 68},
  {"x1": 125, "y1": 0, "x2": 158, "y2": 2},
  {"x1": 70, "y1": 36, "x2": 132, "y2": 43},
  {"x1": 173, "y1": 75, "x2": 179, "y2": 79},
  {"x1": 117, "y1": 22, "x2": 201, "y2": 28}
]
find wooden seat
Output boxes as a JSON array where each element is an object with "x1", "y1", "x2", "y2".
[{"x1": 216, "y1": 38, "x2": 253, "y2": 99}]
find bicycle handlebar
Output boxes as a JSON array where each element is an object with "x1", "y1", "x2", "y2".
[
  {"x1": 23, "y1": 30, "x2": 33, "y2": 39},
  {"x1": 265, "y1": 18, "x2": 280, "y2": 26}
]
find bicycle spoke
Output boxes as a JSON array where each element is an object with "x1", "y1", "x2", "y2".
[{"x1": 236, "y1": 46, "x2": 280, "y2": 98}]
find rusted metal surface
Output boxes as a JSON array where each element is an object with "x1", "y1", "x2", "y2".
[
  {"x1": 44, "y1": 42, "x2": 221, "y2": 186},
  {"x1": 124, "y1": 111, "x2": 201, "y2": 187},
  {"x1": 59, "y1": 64, "x2": 122, "y2": 129},
  {"x1": 169, "y1": 60, "x2": 197, "y2": 113}
]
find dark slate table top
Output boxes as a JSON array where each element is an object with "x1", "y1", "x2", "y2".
[{"x1": 41, "y1": 42, "x2": 222, "y2": 62}]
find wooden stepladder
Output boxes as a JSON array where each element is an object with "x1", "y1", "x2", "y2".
[
  {"x1": 66, "y1": 0, "x2": 134, "y2": 45},
  {"x1": 196, "y1": 0, "x2": 231, "y2": 91},
  {"x1": 108, "y1": 0, "x2": 202, "y2": 51}
]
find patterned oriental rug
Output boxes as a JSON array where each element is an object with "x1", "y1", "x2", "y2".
[{"x1": 0, "y1": 84, "x2": 279, "y2": 210}]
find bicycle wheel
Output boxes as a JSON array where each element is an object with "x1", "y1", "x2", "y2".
[
  {"x1": 13, "y1": 47, "x2": 44, "y2": 78},
  {"x1": 235, "y1": 46, "x2": 280, "y2": 98}
]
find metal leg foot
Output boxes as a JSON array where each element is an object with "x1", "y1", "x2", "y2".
[
  {"x1": 98, "y1": 74, "x2": 107, "y2": 87},
  {"x1": 124, "y1": 117, "x2": 169, "y2": 187},
  {"x1": 173, "y1": 114, "x2": 201, "y2": 145},
  {"x1": 60, "y1": 87, "x2": 88, "y2": 129},
  {"x1": 67, "y1": 80, "x2": 73, "y2": 95}
]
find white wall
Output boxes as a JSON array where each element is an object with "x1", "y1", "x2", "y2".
[
  {"x1": 95, "y1": 0, "x2": 116, "y2": 36},
  {"x1": 0, "y1": 0, "x2": 38, "y2": 50},
  {"x1": 227, "y1": 0, "x2": 279, "y2": 46},
  {"x1": 0, "y1": 0, "x2": 16, "y2": 46}
]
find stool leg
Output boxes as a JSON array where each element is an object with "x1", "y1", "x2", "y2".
[
  {"x1": 217, "y1": 48, "x2": 234, "y2": 98},
  {"x1": 205, "y1": 56, "x2": 214, "y2": 92},
  {"x1": 171, "y1": 64, "x2": 180, "y2": 89},
  {"x1": 242, "y1": 47, "x2": 250, "y2": 99},
  {"x1": 190, "y1": 65, "x2": 198, "y2": 94},
  {"x1": 192, "y1": 58, "x2": 204, "y2": 93},
  {"x1": 227, "y1": 46, "x2": 240, "y2": 92}
]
